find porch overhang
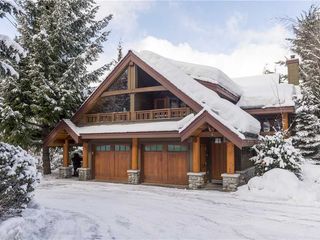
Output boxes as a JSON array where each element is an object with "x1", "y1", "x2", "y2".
[
  {"x1": 44, "y1": 120, "x2": 81, "y2": 147},
  {"x1": 179, "y1": 110, "x2": 258, "y2": 149}
]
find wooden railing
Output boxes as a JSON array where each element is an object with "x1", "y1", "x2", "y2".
[{"x1": 85, "y1": 107, "x2": 191, "y2": 123}]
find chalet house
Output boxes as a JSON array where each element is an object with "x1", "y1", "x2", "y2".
[{"x1": 44, "y1": 51, "x2": 298, "y2": 191}]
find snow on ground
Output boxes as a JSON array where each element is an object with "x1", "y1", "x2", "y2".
[
  {"x1": 1, "y1": 173, "x2": 320, "y2": 240},
  {"x1": 236, "y1": 163, "x2": 320, "y2": 204}
]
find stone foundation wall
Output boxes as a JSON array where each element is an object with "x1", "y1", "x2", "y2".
[
  {"x1": 221, "y1": 173, "x2": 240, "y2": 191},
  {"x1": 187, "y1": 172, "x2": 206, "y2": 189},
  {"x1": 78, "y1": 168, "x2": 91, "y2": 181},
  {"x1": 59, "y1": 166, "x2": 72, "y2": 178},
  {"x1": 127, "y1": 170, "x2": 140, "y2": 184},
  {"x1": 236, "y1": 167, "x2": 256, "y2": 185}
]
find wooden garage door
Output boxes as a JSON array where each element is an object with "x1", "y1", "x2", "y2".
[
  {"x1": 211, "y1": 143, "x2": 227, "y2": 180},
  {"x1": 142, "y1": 144, "x2": 188, "y2": 185},
  {"x1": 94, "y1": 144, "x2": 130, "y2": 181}
]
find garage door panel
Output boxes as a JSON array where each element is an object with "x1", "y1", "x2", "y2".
[
  {"x1": 94, "y1": 144, "x2": 129, "y2": 181},
  {"x1": 143, "y1": 152, "x2": 163, "y2": 183},
  {"x1": 114, "y1": 151, "x2": 130, "y2": 180},
  {"x1": 95, "y1": 151, "x2": 114, "y2": 180},
  {"x1": 143, "y1": 143, "x2": 188, "y2": 185},
  {"x1": 167, "y1": 152, "x2": 188, "y2": 185}
]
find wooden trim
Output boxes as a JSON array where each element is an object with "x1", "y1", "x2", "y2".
[
  {"x1": 63, "y1": 139, "x2": 69, "y2": 167},
  {"x1": 197, "y1": 80, "x2": 240, "y2": 103},
  {"x1": 71, "y1": 53, "x2": 132, "y2": 123},
  {"x1": 44, "y1": 120, "x2": 80, "y2": 147},
  {"x1": 180, "y1": 110, "x2": 253, "y2": 148},
  {"x1": 101, "y1": 86, "x2": 167, "y2": 97},
  {"x1": 71, "y1": 51, "x2": 202, "y2": 123},
  {"x1": 82, "y1": 142, "x2": 89, "y2": 168},
  {"x1": 192, "y1": 136, "x2": 200, "y2": 173},
  {"x1": 226, "y1": 142, "x2": 235, "y2": 174},
  {"x1": 282, "y1": 112, "x2": 289, "y2": 130},
  {"x1": 81, "y1": 131, "x2": 181, "y2": 140},
  {"x1": 130, "y1": 53, "x2": 202, "y2": 112},
  {"x1": 131, "y1": 138, "x2": 138, "y2": 170},
  {"x1": 244, "y1": 106, "x2": 295, "y2": 115}
]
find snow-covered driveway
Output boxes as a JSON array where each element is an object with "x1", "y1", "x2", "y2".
[{"x1": 2, "y1": 177, "x2": 320, "y2": 240}]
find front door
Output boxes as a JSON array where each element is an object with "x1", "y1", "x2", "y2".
[{"x1": 211, "y1": 142, "x2": 227, "y2": 180}]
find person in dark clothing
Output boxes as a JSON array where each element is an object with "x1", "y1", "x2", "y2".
[{"x1": 72, "y1": 153, "x2": 82, "y2": 176}]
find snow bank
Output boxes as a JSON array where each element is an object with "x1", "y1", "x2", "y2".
[
  {"x1": 234, "y1": 74, "x2": 296, "y2": 109},
  {"x1": 135, "y1": 51, "x2": 261, "y2": 137},
  {"x1": 236, "y1": 165, "x2": 320, "y2": 204}
]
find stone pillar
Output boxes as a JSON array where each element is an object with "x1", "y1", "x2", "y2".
[
  {"x1": 221, "y1": 173, "x2": 240, "y2": 191},
  {"x1": 127, "y1": 170, "x2": 140, "y2": 184},
  {"x1": 59, "y1": 166, "x2": 72, "y2": 178},
  {"x1": 187, "y1": 172, "x2": 206, "y2": 189},
  {"x1": 59, "y1": 139, "x2": 72, "y2": 178},
  {"x1": 78, "y1": 168, "x2": 91, "y2": 181}
]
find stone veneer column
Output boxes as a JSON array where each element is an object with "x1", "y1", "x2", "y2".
[
  {"x1": 127, "y1": 170, "x2": 140, "y2": 184},
  {"x1": 187, "y1": 172, "x2": 206, "y2": 189},
  {"x1": 78, "y1": 168, "x2": 91, "y2": 181},
  {"x1": 59, "y1": 139, "x2": 72, "y2": 178},
  {"x1": 127, "y1": 138, "x2": 140, "y2": 184},
  {"x1": 221, "y1": 173, "x2": 240, "y2": 191},
  {"x1": 188, "y1": 136, "x2": 206, "y2": 189}
]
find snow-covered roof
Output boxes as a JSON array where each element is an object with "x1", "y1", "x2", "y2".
[
  {"x1": 233, "y1": 73, "x2": 296, "y2": 109},
  {"x1": 64, "y1": 115, "x2": 194, "y2": 135},
  {"x1": 169, "y1": 59, "x2": 242, "y2": 97},
  {"x1": 134, "y1": 51, "x2": 261, "y2": 137}
]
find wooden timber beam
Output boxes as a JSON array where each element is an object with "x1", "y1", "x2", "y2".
[
  {"x1": 131, "y1": 138, "x2": 139, "y2": 170},
  {"x1": 63, "y1": 139, "x2": 69, "y2": 167},
  {"x1": 282, "y1": 112, "x2": 289, "y2": 130},
  {"x1": 226, "y1": 142, "x2": 235, "y2": 174},
  {"x1": 192, "y1": 136, "x2": 201, "y2": 173},
  {"x1": 82, "y1": 142, "x2": 89, "y2": 168},
  {"x1": 100, "y1": 85, "x2": 167, "y2": 97}
]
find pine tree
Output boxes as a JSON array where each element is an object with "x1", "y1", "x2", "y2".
[
  {"x1": 0, "y1": 0, "x2": 25, "y2": 78},
  {"x1": 287, "y1": 5, "x2": 320, "y2": 160},
  {"x1": 288, "y1": 5, "x2": 320, "y2": 100},
  {"x1": 292, "y1": 84, "x2": 320, "y2": 159},
  {"x1": 251, "y1": 131, "x2": 303, "y2": 178},
  {"x1": 0, "y1": 0, "x2": 113, "y2": 174}
]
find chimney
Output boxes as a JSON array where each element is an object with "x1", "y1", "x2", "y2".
[{"x1": 286, "y1": 55, "x2": 299, "y2": 85}]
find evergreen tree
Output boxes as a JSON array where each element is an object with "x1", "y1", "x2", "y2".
[
  {"x1": 0, "y1": 0, "x2": 113, "y2": 174},
  {"x1": 251, "y1": 131, "x2": 303, "y2": 178},
  {"x1": 288, "y1": 5, "x2": 320, "y2": 160},
  {"x1": 0, "y1": 0, "x2": 25, "y2": 78},
  {"x1": 288, "y1": 5, "x2": 320, "y2": 99},
  {"x1": 292, "y1": 84, "x2": 320, "y2": 159}
]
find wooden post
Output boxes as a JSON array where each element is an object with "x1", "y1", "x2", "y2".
[
  {"x1": 226, "y1": 142, "x2": 235, "y2": 174},
  {"x1": 192, "y1": 136, "x2": 200, "y2": 173},
  {"x1": 282, "y1": 113, "x2": 289, "y2": 130},
  {"x1": 131, "y1": 138, "x2": 138, "y2": 170},
  {"x1": 82, "y1": 142, "x2": 89, "y2": 168},
  {"x1": 63, "y1": 139, "x2": 69, "y2": 167},
  {"x1": 129, "y1": 62, "x2": 136, "y2": 120}
]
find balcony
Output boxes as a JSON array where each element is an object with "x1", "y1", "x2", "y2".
[{"x1": 84, "y1": 107, "x2": 191, "y2": 124}]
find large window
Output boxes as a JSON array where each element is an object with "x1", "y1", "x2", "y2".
[{"x1": 108, "y1": 69, "x2": 128, "y2": 91}]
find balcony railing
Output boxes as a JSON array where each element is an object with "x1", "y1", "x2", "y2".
[{"x1": 84, "y1": 107, "x2": 191, "y2": 124}]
